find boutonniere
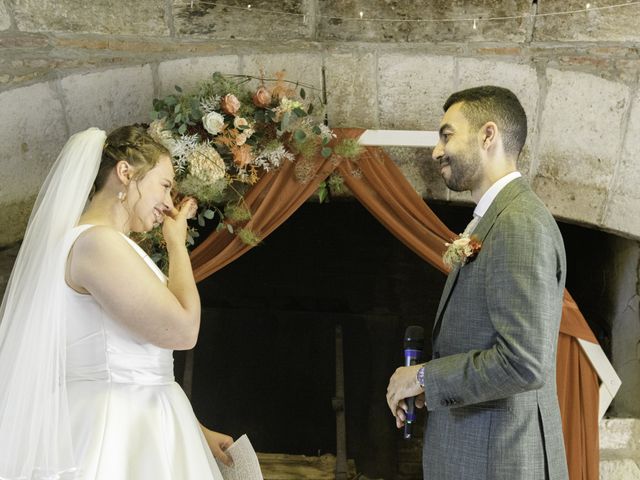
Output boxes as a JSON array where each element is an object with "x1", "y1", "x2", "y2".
[{"x1": 443, "y1": 233, "x2": 482, "y2": 269}]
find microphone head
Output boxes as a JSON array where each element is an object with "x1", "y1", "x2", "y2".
[{"x1": 403, "y1": 325, "x2": 424, "y2": 350}]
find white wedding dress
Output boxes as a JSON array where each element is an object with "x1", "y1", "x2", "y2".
[{"x1": 62, "y1": 225, "x2": 223, "y2": 480}]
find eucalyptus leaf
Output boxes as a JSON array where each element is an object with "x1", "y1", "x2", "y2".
[
  {"x1": 281, "y1": 111, "x2": 291, "y2": 131},
  {"x1": 321, "y1": 147, "x2": 332, "y2": 158},
  {"x1": 300, "y1": 88, "x2": 306, "y2": 99},
  {"x1": 203, "y1": 209, "x2": 216, "y2": 219},
  {"x1": 197, "y1": 214, "x2": 205, "y2": 227},
  {"x1": 175, "y1": 85, "x2": 183, "y2": 92},
  {"x1": 312, "y1": 125, "x2": 321, "y2": 135},
  {"x1": 178, "y1": 124, "x2": 187, "y2": 135},
  {"x1": 294, "y1": 129, "x2": 307, "y2": 142},
  {"x1": 293, "y1": 108, "x2": 306, "y2": 117},
  {"x1": 318, "y1": 186, "x2": 328, "y2": 203}
]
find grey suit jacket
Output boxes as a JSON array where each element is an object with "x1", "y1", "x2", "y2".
[{"x1": 422, "y1": 178, "x2": 569, "y2": 480}]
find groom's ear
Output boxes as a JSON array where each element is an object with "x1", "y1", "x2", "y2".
[{"x1": 480, "y1": 122, "x2": 498, "y2": 150}]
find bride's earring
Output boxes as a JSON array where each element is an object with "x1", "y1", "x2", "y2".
[{"x1": 117, "y1": 191, "x2": 127, "y2": 201}]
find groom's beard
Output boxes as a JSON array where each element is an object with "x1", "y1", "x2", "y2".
[{"x1": 442, "y1": 146, "x2": 482, "y2": 192}]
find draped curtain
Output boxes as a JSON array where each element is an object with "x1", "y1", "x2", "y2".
[{"x1": 190, "y1": 128, "x2": 600, "y2": 480}]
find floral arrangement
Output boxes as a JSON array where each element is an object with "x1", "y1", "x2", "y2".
[
  {"x1": 442, "y1": 233, "x2": 482, "y2": 269},
  {"x1": 138, "y1": 71, "x2": 361, "y2": 268}
]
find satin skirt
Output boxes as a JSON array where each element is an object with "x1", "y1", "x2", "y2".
[{"x1": 67, "y1": 380, "x2": 223, "y2": 480}]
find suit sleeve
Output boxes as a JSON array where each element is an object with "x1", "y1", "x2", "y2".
[{"x1": 423, "y1": 210, "x2": 564, "y2": 410}]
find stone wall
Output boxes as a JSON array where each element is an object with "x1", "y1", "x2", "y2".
[{"x1": 2, "y1": 1, "x2": 640, "y2": 245}]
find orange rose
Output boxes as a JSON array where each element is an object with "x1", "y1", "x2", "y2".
[
  {"x1": 221, "y1": 94, "x2": 241, "y2": 115},
  {"x1": 252, "y1": 86, "x2": 272, "y2": 108},
  {"x1": 232, "y1": 144, "x2": 253, "y2": 168}
]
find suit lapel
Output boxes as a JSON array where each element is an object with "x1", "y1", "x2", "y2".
[{"x1": 431, "y1": 178, "x2": 530, "y2": 341}]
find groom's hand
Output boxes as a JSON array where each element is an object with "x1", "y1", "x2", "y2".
[{"x1": 386, "y1": 364, "x2": 424, "y2": 428}]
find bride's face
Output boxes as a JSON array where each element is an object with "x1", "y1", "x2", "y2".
[{"x1": 127, "y1": 155, "x2": 175, "y2": 233}]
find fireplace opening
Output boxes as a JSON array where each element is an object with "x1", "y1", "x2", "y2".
[{"x1": 175, "y1": 199, "x2": 623, "y2": 478}]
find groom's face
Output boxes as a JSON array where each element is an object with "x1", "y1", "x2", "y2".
[{"x1": 432, "y1": 102, "x2": 483, "y2": 192}]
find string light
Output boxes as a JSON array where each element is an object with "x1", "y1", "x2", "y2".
[
  {"x1": 472, "y1": 18, "x2": 478, "y2": 30},
  {"x1": 182, "y1": 1, "x2": 640, "y2": 23}
]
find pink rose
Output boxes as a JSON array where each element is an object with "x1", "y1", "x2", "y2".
[
  {"x1": 221, "y1": 94, "x2": 241, "y2": 115},
  {"x1": 252, "y1": 86, "x2": 272, "y2": 108}
]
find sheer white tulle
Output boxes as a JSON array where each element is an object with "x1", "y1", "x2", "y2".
[{"x1": 0, "y1": 128, "x2": 106, "y2": 479}]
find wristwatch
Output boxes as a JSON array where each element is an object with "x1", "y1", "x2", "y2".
[{"x1": 416, "y1": 364, "x2": 425, "y2": 389}]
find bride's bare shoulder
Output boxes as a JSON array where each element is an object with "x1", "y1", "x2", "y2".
[{"x1": 72, "y1": 225, "x2": 131, "y2": 259}]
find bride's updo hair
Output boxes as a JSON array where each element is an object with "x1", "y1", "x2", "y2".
[{"x1": 93, "y1": 125, "x2": 170, "y2": 193}]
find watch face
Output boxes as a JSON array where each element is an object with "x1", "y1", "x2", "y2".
[{"x1": 417, "y1": 366, "x2": 425, "y2": 388}]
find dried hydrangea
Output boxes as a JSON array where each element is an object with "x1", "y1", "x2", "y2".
[{"x1": 188, "y1": 142, "x2": 226, "y2": 183}]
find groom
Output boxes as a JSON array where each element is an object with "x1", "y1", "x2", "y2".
[{"x1": 386, "y1": 86, "x2": 569, "y2": 479}]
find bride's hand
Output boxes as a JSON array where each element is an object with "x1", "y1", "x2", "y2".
[
  {"x1": 202, "y1": 426, "x2": 234, "y2": 467},
  {"x1": 162, "y1": 197, "x2": 197, "y2": 250}
]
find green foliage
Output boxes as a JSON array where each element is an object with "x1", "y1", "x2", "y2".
[{"x1": 333, "y1": 138, "x2": 364, "y2": 158}]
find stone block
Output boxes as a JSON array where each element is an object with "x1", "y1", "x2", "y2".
[
  {"x1": 324, "y1": 51, "x2": 378, "y2": 129},
  {"x1": 12, "y1": 0, "x2": 168, "y2": 35},
  {"x1": 173, "y1": 0, "x2": 310, "y2": 40},
  {"x1": 456, "y1": 58, "x2": 539, "y2": 178},
  {"x1": 534, "y1": 68, "x2": 629, "y2": 225},
  {"x1": 604, "y1": 195, "x2": 640, "y2": 241},
  {"x1": 534, "y1": 1, "x2": 640, "y2": 42},
  {"x1": 241, "y1": 52, "x2": 324, "y2": 97},
  {"x1": 611, "y1": 303, "x2": 640, "y2": 416},
  {"x1": 605, "y1": 89, "x2": 640, "y2": 238},
  {"x1": 61, "y1": 65, "x2": 155, "y2": 134},
  {"x1": 600, "y1": 418, "x2": 640, "y2": 452},
  {"x1": 384, "y1": 147, "x2": 449, "y2": 202},
  {"x1": 600, "y1": 459, "x2": 640, "y2": 480},
  {"x1": 378, "y1": 54, "x2": 455, "y2": 131},
  {"x1": 317, "y1": 0, "x2": 530, "y2": 43},
  {"x1": 0, "y1": 0, "x2": 11, "y2": 30},
  {"x1": 533, "y1": 176, "x2": 606, "y2": 227},
  {"x1": 157, "y1": 56, "x2": 241, "y2": 96},
  {"x1": 0, "y1": 82, "x2": 67, "y2": 208}
]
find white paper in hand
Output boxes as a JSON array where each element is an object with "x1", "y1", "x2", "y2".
[{"x1": 216, "y1": 434, "x2": 263, "y2": 480}]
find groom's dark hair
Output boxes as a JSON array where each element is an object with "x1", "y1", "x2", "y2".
[{"x1": 443, "y1": 86, "x2": 527, "y2": 159}]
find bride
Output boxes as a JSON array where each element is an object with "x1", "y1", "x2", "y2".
[{"x1": 0, "y1": 126, "x2": 232, "y2": 479}]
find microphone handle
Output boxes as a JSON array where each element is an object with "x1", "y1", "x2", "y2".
[{"x1": 403, "y1": 349, "x2": 422, "y2": 440}]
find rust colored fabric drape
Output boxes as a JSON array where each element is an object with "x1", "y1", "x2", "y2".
[{"x1": 190, "y1": 128, "x2": 600, "y2": 479}]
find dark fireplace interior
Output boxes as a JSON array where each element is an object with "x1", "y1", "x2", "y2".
[{"x1": 174, "y1": 199, "x2": 613, "y2": 479}]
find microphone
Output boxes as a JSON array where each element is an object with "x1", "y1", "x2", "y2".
[{"x1": 403, "y1": 325, "x2": 424, "y2": 440}]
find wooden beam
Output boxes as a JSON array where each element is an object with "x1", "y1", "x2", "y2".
[{"x1": 358, "y1": 129, "x2": 439, "y2": 147}]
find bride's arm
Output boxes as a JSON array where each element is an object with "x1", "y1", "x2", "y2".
[
  {"x1": 67, "y1": 202, "x2": 201, "y2": 350},
  {"x1": 200, "y1": 424, "x2": 234, "y2": 466}
]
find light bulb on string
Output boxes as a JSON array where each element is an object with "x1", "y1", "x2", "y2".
[
  {"x1": 247, "y1": 4, "x2": 252, "y2": 10},
  {"x1": 359, "y1": 11, "x2": 364, "y2": 20},
  {"x1": 586, "y1": 3, "x2": 591, "y2": 8},
  {"x1": 473, "y1": 18, "x2": 478, "y2": 30}
]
